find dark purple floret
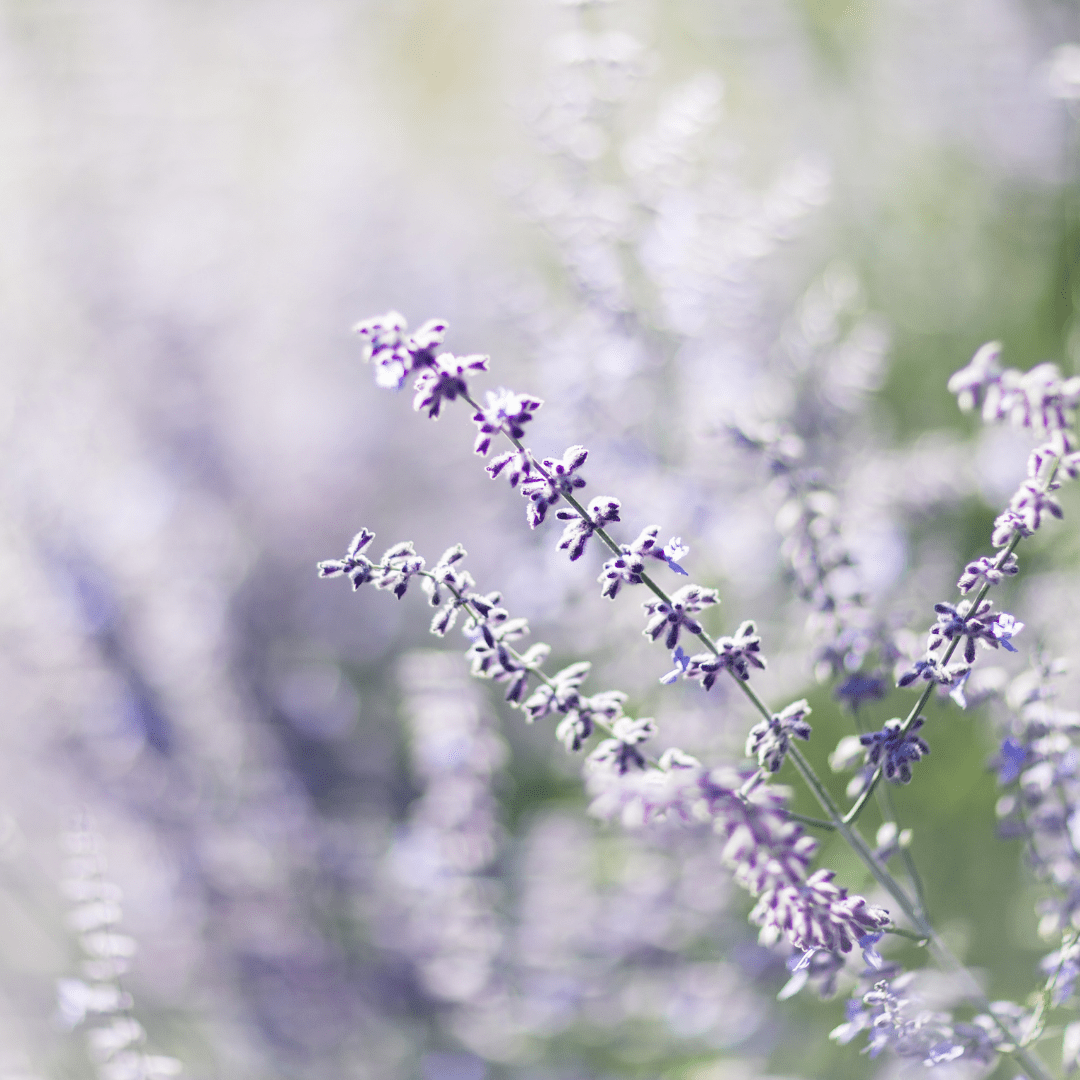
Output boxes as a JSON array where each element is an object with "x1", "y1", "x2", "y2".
[
  {"x1": 486, "y1": 449, "x2": 533, "y2": 488},
  {"x1": 746, "y1": 699, "x2": 813, "y2": 773},
  {"x1": 519, "y1": 445, "x2": 589, "y2": 527},
  {"x1": 957, "y1": 552, "x2": 1019, "y2": 593},
  {"x1": 642, "y1": 584, "x2": 720, "y2": 650},
  {"x1": 471, "y1": 388, "x2": 543, "y2": 455},
  {"x1": 316, "y1": 527, "x2": 378, "y2": 590},
  {"x1": 996, "y1": 737, "x2": 1027, "y2": 785},
  {"x1": 412, "y1": 353, "x2": 490, "y2": 418},
  {"x1": 556, "y1": 496, "x2": 621, "y2": 560},
  {"x1": 835, "y1": 671, "x2": 888, "y2": 712},
  {"x1": 859, "y1": 717, "x2": 929, "y2": 784},
  {"x1": 684, "y1": 620, "x2": 765, "y2": 688},
  {"x1": 897, "y1": 656, "x2": 970, "y2": 688}
]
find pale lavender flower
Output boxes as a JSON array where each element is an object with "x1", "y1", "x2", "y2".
[
  {"x1": 316, "y1": 527, "x2": 377, "y2": 589},
  {"x1": 597, "y1": 525, "x2": 668, "y2": 598},
  {"x1": 521, "y1": 661, "x2": 592, "y2": 722},
  {"x1": 486, "y1": 448, "x2": 533, "y2": 488},
  {"x1": 684, "y1": 620, "x2": 765, "y2": 689},
  {"x1": 926, "y1": 598, "x2": 1022, "y2": 664},
  {"x1": 413, "y1": 353, "x2": 490, "y2": 418},
  {"x1": 354, "y1": 311, "x2": 448, "y2": 390},
  {"x1": 957, "y1": 552, "x2": 1019, "y2": 593},
  {"x1": 642, "y1": 584, "x2": 719, "y2": 650},
  {"x1": 519, "y1": 445, "x2": 589, "y2": 527},
  {"x1": 422, "y1": 544, "x2": 477, "y2": 636},
  {"x1": 859, "y1": 717, "x2": 930, "y2": 784},
  {"x1": 896, "y1": 656, "x2": 971, "y2": 688},
  {"x1": 556, "y1": 495, "x2": 621, "y2": 560},
  {"x1": 947, "y1": 341, "x2": 1004, "y2": 417},
  {"x1": 745, "y1": 699, "x2": 813, "y2": 774},
  {"x1": 659, "y1": 645, "x2": 691, "y2": 684},
  {"x1": 832, "y1": 976, "x2": 999, "y2": 1066},
  {"x1": 1041, "y1": 937, "x2": 1080, "y2": 1005},
  {"x1": 1009, "y1": 478, "x2": 1064, "y2": 534},
  {"x1": 372, "y1": 541, "x2": 426, "y2": 599},
  {"x1": 470, "y1": 388, "x2": 543, "y2": 455}
]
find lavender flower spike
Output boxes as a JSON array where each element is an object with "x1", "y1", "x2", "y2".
[{"x1": 597, "y1": 524, "x2": 668, "y2": 599}]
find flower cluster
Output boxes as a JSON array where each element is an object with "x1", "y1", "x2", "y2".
[
  {"x1": 642, "y1": 584, "x2": 719, "y2": 650},
  {"x1": 745, "y1": 699, "x2": 813, "y2": 774},
  {"x1": 831, "y1": 975, "x2": 999, "y2": 1066},
  {"x1": 353, "y1": 310, "x2": 448, "y2": 390},
  {"x1": 948, "y1": 342, "x2": 1080, "y2": 434},
  {"x1": 682, "y1": 620, "x2": 766, "y2": 689},
  {"x1": 858, "y1": 716, "x2": 930, "y2": 784},
  {"x1": 414, "y1": 352, "x2": 490, "y2": 418},
  {"x1": 329, "y1": 312, "x2": 1080, "y2": 1079},
  {"x1": 556, "y1": 494, "x2": 621, "y2": 560},
  {"x1": 597, "y1": 525, "x2": 687, "y2": 599},
  {"x1": 585, "y1": 758, "x2": 890, "y2": 956},
  {"x1": 317, "y1": 530, "x2": 426, "y2": 598},
  {"x1": 993, "y1": 656, "x2": 1080, "y2": 937},
  {"x1": 925, "y1": 599, "x2": 1023, "y2": 664},
  {"x1": 471, "y1": 388, "x2": 542, "y2": 454}
]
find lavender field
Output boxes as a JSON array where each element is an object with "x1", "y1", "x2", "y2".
[{"x1": 4, "y1": 1, "x2": 1080, "y2": 1078}]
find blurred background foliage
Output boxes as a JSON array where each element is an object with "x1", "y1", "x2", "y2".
[{"x1": 2, "y1": 0, "x2": 1080, "y2": 1078}]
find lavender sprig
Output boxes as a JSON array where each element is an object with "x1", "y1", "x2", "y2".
[{"x1": 337, "y1": 316, "x2": 1064, "y2": 1080}]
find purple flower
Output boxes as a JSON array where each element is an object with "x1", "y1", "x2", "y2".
[
  {"x1": 521, "y1": 661, "x2": 592, "y2": 722},
  {"x1": 486, "y1": 449, "x2": 533, "y2": 488},
  {"x1": 470, "y1": 388, "x2": 543, "y2": 455},
  {"x1": 597, "y1": 525, "x2": 668, "y2": 598},
  {"x1": 996, "y1": 737, "x2": 1026, "y2": 785},
  {"x1": 957, "y1": 552, "x2": 1019, "y2": 594},
  {"x1": 684, "y1": 621, "x2": 765, "y2": 688},
  {"x1": 372, "y1": 541, "x2": 426, "y2": 599},
  {"x1": 659, "y1": 646, "x2": 691, "y2": 685},
  {"x1": 412, "y1": 353, "x2": 490, "y2": 418},
  {"x1": 859, "y1": 717, "x2": 930, "y2": 784},
  {"x1": 642, "y1": 584, "x2": 720, "y2": 650},
  {"x1": 556, "y1": 496, "x2": 621, "y2": 560},
  {"x1": 835, "y1": 671, "x2": 888, "y2": 712},
  {"x1": 750, "y1": 868, "x2": 890, "y2": 954},
  {"x1": 947, "y1": 341, "x2": 1003, "y2": 417},
  {"x1": 586, "y1": 716, "x2": 658, "y2": 776},
  {"x1": 354, "y1": 311, "x2": 448, "y2": 390},
  {"x1": 745, "y1": 699, "x2": 813, "y2": 774},
  {"x1": 897, "y1": 656, "x2": 970, "y2": 688},
  {"x1": 519, "y1": 445, "x2": 589, "y2": 527},
  {"x1": 421, "y1": 544, "x2": 476, "y2": 636},
  {"x1": 554, "y1": 689, "x2": 628, "y2": 753},
  {"x1": 858, "y1": 932, "x2": 885, "y2": 970},
  {"x1": 660, "y1": 537, "x2": 689, "y2": 575},
  {"x1": 317, "y1": 527, "x2": 378, "y2": 589}
]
